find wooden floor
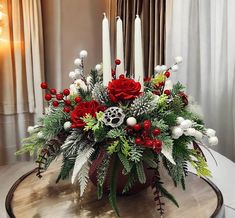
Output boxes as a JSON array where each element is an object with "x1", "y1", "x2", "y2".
[{"x1": 0, "y1": 161, "x2": 36, "y2": 218}]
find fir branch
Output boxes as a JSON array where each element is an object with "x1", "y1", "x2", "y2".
[
  {"x1": 97, "y1": 155, "x2": 110, "y2": 199},
  {"x1": 118, "y1": 152, "x2": 131, "y2": 174},
  {"x1": 143, "y1": 153, "x2": 158, "y2": 168},
  {"x1": 122, "y1": 172, "x2": 136, "y2": 194},
  {"x1": 108, "y1": 155, "x2": 120, "y2": 217},
  {"x1": 129, "y1": 146, "x2": 144, "y2": 163},
  {"x1": 78, "y1": 88, "x2": 92, "y2": 101},
  {"x1": 92, "y1": 83, "x2": 110, "y2": 105},
  {"x1": 136, "y1": 161, "x2": 146, "y2": 184},
  {"x1": 120, "y1": 136, "x2": 131, "y2": 157},
  {"x1": 171, "y1": 82, "x2": 185, "y2": 96},
  {"x1": 170, "y1": 96, "x2": 184, "y2": 114},
  {"x1": 107, "y1": 128, "x2": 126, "y2": 139},
  {"x1": 89, "y1": 69, "x2": 101, "y2": 91},
  {"x1": 56, "y1": 157, "x2": 75, "y2": 183},
  {"x1": 77, "y1": 161, "x2": 90, "y2": 196}
]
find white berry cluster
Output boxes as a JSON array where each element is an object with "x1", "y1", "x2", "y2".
[
  {"x1": 69, "y1": 50, "x2": 88, "y2": 80},
  {"x1": 171, "y1": 117, "x2": 202, "y2": 140},
  {"x1": 154, "y1": 56, "x2": 183, "y2": 73},
  {"x1": 205, "y1": 129, "x2": 219, "y2": 146}
]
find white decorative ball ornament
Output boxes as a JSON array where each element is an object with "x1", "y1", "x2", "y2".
[
  {"x1": 80, "y1": 50, "x2": 88, "y2": 58},
  {"x1": 174, "y1": 56, "x2": 183, "y2": 64},
  {"x1": 154, "y1": 65, "x2": 162, "y2": 72},
  {"x1": 180, "y1": 119, "x2": 192, "y2": 130},
  {"x1": 160, "y1": 65, "x2": 167, "y2": 71},
  {"x1": 194, "y1": 130, "x2": 203, "y2": 140},
  {"x1": 126, "y1": 117, "x2": 137, "y2": 126},
  {"x1": 64, "y1": 121, "x2": 72, "y2": 130},
  {"x1": 74, "y1": 58, "x2": 82, "y2": 66},
  {"x1": 37, "y1": 132, "x2": 44, "y2": 139},
  {"x1": 206, "y1": 128, "x2": 216, "y2": 137},
  {"x1": 176, "y1": 117, "x2": 185, "y2": 125},
  {"x1": 69, "y1": 71, "x2": 76, "y2": 80},
  {"x1": 95, "y1": 64, "x2": 102, "y2": 71},
  {"x1": 172, "y1": 127, "x2": 183, "y2": 139},
  {"x1": 208, "y1": 136, "x2": 219, "y2": 146},
  {"x1": 27, "y1": 126, "x2": 35, "y2": 134},
  {"x1": 172, "y1": 65, "x2": 179, "y2": 72},
  {"x1": 185, "y1": 128, "x2": 196, "y2": 136}
]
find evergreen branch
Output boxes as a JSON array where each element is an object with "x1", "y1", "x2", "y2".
[
  {"x1": 122, "y1": 171, "x2": 136, "y2": 194},
  {"x1": 118, "y1": 152, "x2": 131, "y2": 174},
  {"x1": 129, "y1": 146, "x2": 144, "y2": 163},
  {"x1": 77, "y1": 161, "x2": 90, "y2": 196},
  {"x1": 136, "y1": 161, "x2": 146, "y2": 184},
  {"x1": 108, "y1": 155, "x2": 120, "y2": 217},
  {"x1": 56, "y1": 157, "x2": 75, "y2": 183}
]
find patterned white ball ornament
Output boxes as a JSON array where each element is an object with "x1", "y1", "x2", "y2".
[
  {"x1": 194, "y1": 130, "x2": 203, "y2": 140},
  {"x1": 126, "y1": 117, "x2": 137, "y2": 126},
  {"x1": 208, "y1": 136, "x2": 219, "y2": 146},
  {"x1": 180, "y1": 119, "x2": 192, "y2": 130},
  {"x1": 172, "y1": 127, "x2": 183, "y2": 139},
  {"x1": 80, "y1": 50, "x2": 88, "y2": 58},
  {"x1": 172, "y1": 65, "x2": 179, "y2": 72},
  {"x1": 174, "y1": 56, "x2": 183, "y2": 64},
  {"x1": 69, "y1": 71, "x2": 76, "y2": 80},
  {"x1": 206, "y1": 128, "x2": 216, "y2": 137},
  {"x1": 95, "y1": 64, "x2": 102, "y2": 71},
  {"x1": 154, "y1": 65, "x2": 162, "y2": 72},
  {"x1": 74, "y1": 58, "x2": 82, "y2": 66},
  {"x1": 161, "y1": 65, "x2": 167, "y2": 71},
  {"x1": 176, "y1": 117, "x2": 185, "y2": 125}
]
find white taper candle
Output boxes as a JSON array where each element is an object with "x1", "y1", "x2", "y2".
[
  {"x1": 116, "y1": 16, "x2": 125, "y2": 77},
  {"x1": 102, "y1": 13, "x2": 112, "y2": 86},
  {"x1": 134, "y1": 15, "x2": 144, "y2": 91}
]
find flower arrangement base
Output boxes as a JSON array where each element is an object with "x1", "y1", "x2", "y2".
[
  {"x1": 6, "y1": 161, "x2": 225, "y2": 218},
  {"x1": 88, "y1": 152, "x2": 154, "y2": 195}
]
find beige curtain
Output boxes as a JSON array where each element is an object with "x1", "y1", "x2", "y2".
[
  {"x1": 0, "y1": 0, "x2": 44, "y2": 165},
  {"x1": 115, "y1": 0, "x2": 165, "y2": 77}
]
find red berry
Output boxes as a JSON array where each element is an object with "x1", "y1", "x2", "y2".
[
  {"x1": 152, "y1": 128, "x2": 161, "y2": 136},
  {"x1": 64, "y1": 100, "x2": 71, "y2": 106},
  {"x1": 165, "y1": 71, "x2": 170, "y2": 78},
  {"x1": 52, "y1": 101, "x2": 59, "y2": 107},
  {"x1": 133, "y1": 124, "x2": 141, "y2": 131},
  {"x1": 115, "y1": 59, "x2": 121, "y2": 65},
  {"x1": 164, "y1": 90, "x2": 171, "y2": 96},
  {"x1": 56, "y1": 93, "x2": 63, "y2": 100},
  {"x1": 63, "y1": 107, "x2": 70, "y2": 113},
  {"x1": 45, "y1": 94, "x2": 52, "y2": 101},
  {"x1": 142, "y1": 130, "x2": 149, "y2": 137},
  {"x1": 143, "y1": 120, "x2": 151, "y2": 130},
  {"x1": 135, "y1": 137, "x2": 142, "y2": 145},
  {"x1": 63, "y1": 89, "x2": 70, "y2": 96},
  {"x1": 159, "y1": 81, "x2": 165, "y2": 87},
  {"x1": 145, "y1": 140, "x2": 153, "y2": 148},
  {"x1": 41, "y1": 82, "x2": 48, "y2": 89},
  {"x1": 50, "y1": 88, "x2": 57, "y2": 94},
  {"x1": 119, "y1": 74, "x2": 125, "y2": 79},
  {"x1": 153, "y1": 139, "x2": 162, "y2": 148},
  {"x1": 75, "y1": 96, "x2": 81, "y2": 103}
]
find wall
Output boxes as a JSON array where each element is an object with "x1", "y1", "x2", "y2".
[{"x1": 41, "y1": 0, "x2": 108, "y2": 89}]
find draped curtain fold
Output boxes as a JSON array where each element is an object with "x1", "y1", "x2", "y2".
[
  {"x1": 0, "y1": 0, "x2": 44, "y2": 165},
  {"x1": 116, "y1": 0, "x2": 165, "y2": 77}
]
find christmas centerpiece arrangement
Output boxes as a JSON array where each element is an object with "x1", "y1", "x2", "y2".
[{"x1": 17, "y1": 15, "x2": 218, "y2": 217}]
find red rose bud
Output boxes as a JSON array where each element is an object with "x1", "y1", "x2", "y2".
[
  {"x1": 133, "y1": 123, "x2": 142, "y2": 131},
  {"x1": 165, "y1": 71, "x2": 170, "y2": 78},
  {"x1": 75, "y1": 96, "x2": 81, "y2": 103},
  {"x1": 143, "y1": 120, "x2": 151, "y2": 130},
  {"x1": 152, "y1": 128, "x2": 161, "y2": 136},
  {"x1": 56, "y1": 93, "x2": 63, "y2": 100},
  {"x1": 45, "y1": 94, "x2": 52, "y2": 101},
  {"x1": 63, "y1": 89, "x2": 70, "y2": 96},
  {"x1": 64, "y1": 100, "x2": 71, "y2": 106},
  {"x1": 50, "y1": 88, "x2": 57, "y2": 94},
  {"x1": 41, "y1": 82, "x2": 48, "y2": 89},
  {"x1": 52, "y1": 101, "x2": 59, "y2": 107},
  {"x1": 145, "y1": 139, "x2": 154, "y2": 148},
  {"x1": 135, "y1": 137, "x2": 142, "y2": 145},
  {"x1": 115, "y1": 59, "x2": 121, "y2": 65},
  {"x1": 164, "y1": 90, "x2": 171, "y2": 96},
  {"x1": 63, "y1": 107, "x2": 70, "y2": 113}
]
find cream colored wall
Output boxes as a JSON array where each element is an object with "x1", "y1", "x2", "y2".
[{"x1": 41, "y1": 0, "x2": 108, "y2": 89}]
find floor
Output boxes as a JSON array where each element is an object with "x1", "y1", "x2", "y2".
[{"x1": 1, "y1": 153, "x2": 235, "y2": 218}]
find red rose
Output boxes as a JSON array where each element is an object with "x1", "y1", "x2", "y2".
[
  {"x1": 71, "y1": 100, "x2": 107, "y2": 128},
  {"x1": 108, "y1": 75, "x2": 141, "y2": 102}
]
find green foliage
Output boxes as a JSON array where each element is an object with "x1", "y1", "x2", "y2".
[
  {"x1": 170, "y1": 96, "x2": 184, "y2": 114},
  {"x1": 107, "y1": 128, "x2": 126, "y2": 139},
  {"x1": 40, "y1": 109, "x2": 69, "y2": 140},
  {"x1": 135, "y1": 161, "x2": 146, "y2": 184},
  {"x1": 78, "y1": 87, "x2": 92, "y2": 101},
  {"x1": 56, "y1": 157, "x2": 75, "y2": 183},
  {"x1": 107, "y1": 141, "x2": 119, "y2": 154},
  {"x1": 120, "y1": 136, "x2": 131, "y2": 157},
  {"x1": 128, "y1": 92, "x2": 155, "y2": 117},
  {"x1": 82, "y1": 114, "x2": 97, "y2": 131},
  {"x1": 97, "y1": 155, "x2": 110, "y2": 199},
  {"x1": 129, "y1": 146, "x2": 143, "y2": 163},
  {"x1": 161, "y1": 111, "x2": 178, "y2": 126},
  {"x1": 190, "y1": 150, "x2": 212, "y2": 177},
  {"x1": 118, "y1": 152, "x2": 131, "y2": 174},
  {"x1": 92, "y1": 83, "x2": 110, "y2": 105},
  {"x1": 152, "y1": 119, "x2": 169, "y2": 132},
  {"x1": 122, "y1": 172, "x2": 136, "y2": 194},
  {"x1": 142, "y1": 150, "x2": 158, "y2": 168},
  {"x1": 157, "y1": 94, "x2": 169, "y2": 112},
  {"x1": 108, "y1": 155, "x2": 120, "y2": 217},
  {"x1": 89, "y1": 69, "x2": 101, "y2": 91},
  {"x1": 171, "y1": 82, "x2": 185, "y2": 96}
]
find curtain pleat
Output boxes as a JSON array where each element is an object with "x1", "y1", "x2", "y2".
[{"x1": 116, "y1": 0, "x2": 165, "y2": 77}]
